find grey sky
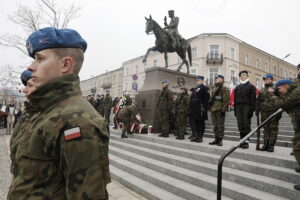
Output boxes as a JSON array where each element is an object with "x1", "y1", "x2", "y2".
[{"x1": 1, "y1": 0, "x2": 299, "y2": 81}]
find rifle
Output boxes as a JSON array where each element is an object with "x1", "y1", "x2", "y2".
[
  {"x1": 208, "y1": 86, "x2": 221, "y2": 110},
  {"x1": 256, "y1": 113, "x2": 260, "y2": 150}
]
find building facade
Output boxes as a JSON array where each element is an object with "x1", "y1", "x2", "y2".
[{"x1": 80, "y1": 67, "x2": 123, "y2": 98}]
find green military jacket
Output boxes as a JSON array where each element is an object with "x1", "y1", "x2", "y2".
[
  {"x1": 103, "y1": 94, "x2": 113, "y2": 110},
  {"x1": 118, "y1": 104, "x2": 137, "y2": 120},
  {"x1": 256, "y1": 85, "x2": 278, "y2": 112},
  {"x1": 157, "y1": 86, "x2": 172, "y2": 110},
  {"x1": 8, "y1": 74, "x2": 110, "y2": 200},
  {"x1": 10, "y1": 101, "x2": 38, "y2": 177},
  {"x1": 293, "y1": 76, "x2": 300, "y2": 86},
  {"x1": 210, "y1": 83, "x2": 230, "y2": 112},
  {"x1": 176, "y1": 93, "x2": 190, "y2": 114}
]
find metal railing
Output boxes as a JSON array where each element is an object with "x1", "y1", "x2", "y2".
[{"x1": 216, "y1": 108, "x2": 283, "y2": 200}]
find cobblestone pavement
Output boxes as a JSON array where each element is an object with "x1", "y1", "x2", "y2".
[{"x1": 0, "y1": 129, "x2": 147, "y2": 200}]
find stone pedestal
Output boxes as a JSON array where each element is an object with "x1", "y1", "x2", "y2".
[{"x1": 135, "y1": 67, "x2": 196, "y2": 133}]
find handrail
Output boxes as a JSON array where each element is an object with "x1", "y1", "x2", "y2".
[{"x1": 216, "y1": 108, "x2": 283, "y2": 200}]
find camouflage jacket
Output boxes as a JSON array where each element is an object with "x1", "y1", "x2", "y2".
[
  {"x1": 103, "y1": 94, "x2": 113, "y2": 110},
  {"x1": 157, "y1": 86, "x2": 172, "y2": 110},
  {"x1": 210, "y1": 83, "x2": 230, "y2": 112},
  {"x1": 118, "y1": 104, "x2": 138, "y2": 120},
  {"x1": 293, "y1": 76, "x2": 300, "y2": 86},
  {"x1": 256, "y1": 85, "x2": 277, "y2": 112},
  {"x1": 9, "y1": 101, "x2": 39, "y2": 177},
  {"x1": 8, "y1": 74, "x2": 110, "y2": 200},
  {"x1": 176, "y1": 93, "x2": 190, "y2": 115}
]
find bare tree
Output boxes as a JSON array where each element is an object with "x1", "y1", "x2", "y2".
[{"x1": 0, "y1": 0, "x2": 81, "y2": 55}]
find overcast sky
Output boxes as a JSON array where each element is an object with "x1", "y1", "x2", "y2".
[{"x1": 1, "y1": 0, "x2": 299, "y2": 81}]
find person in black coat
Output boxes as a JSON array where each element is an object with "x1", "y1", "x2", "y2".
[
  {"x1": 234, "y1": 70, "x2": 257, "y2": 149},
  {"x1": 189, "y1": 76, "x2": 210, "y2": 142}
]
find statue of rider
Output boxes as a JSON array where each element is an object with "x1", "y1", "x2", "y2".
[{"x1": 164, "y1": 10, "x2": 182, "y2": 49}]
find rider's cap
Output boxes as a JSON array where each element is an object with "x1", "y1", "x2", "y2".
[
  {"x1": 275, "y1": 79, "x2": 293, "y2": 87},
  {"x1": 26, "y1": 27, "x2": 87, "y2": 58},
  {"x1": 196, "y1": 76, "x2": 204, "y2": 80}
]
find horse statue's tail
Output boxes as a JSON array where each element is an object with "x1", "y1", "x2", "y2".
[{"x1": 187, "y1": 44, "x2": 192, "y2": 66}]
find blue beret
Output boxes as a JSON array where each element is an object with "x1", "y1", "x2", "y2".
[
  {"x1": 275, "y1": 79, "x2": 293, "y2": 87},
  {"x1": 196, "y1": 76, "x2": 204, "y2": 80},
  {"x1": 215, "y1": 74, "x2": 224, "y2": 79},
  {"x1": 26, "y1": 27, "x2": 87, "y2": 58},
  {"x1": 20, "y1": 70, "x2": 32, "y2": 86},
  {"x1": 263, "y1": 73, "x2": 273, "y2": 80},
  {"x1": 162, "y1": 80, "x2": 169, "y2": 84},
  {"x1": 105, "y1": 89, "x2": 110, "y2": 92}
]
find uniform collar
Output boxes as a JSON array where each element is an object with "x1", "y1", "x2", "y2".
[{"x1": 28, "y1": 74, "x2": 81, "y2": 111}]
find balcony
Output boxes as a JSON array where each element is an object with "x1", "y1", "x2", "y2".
[
  {"x1": 101, "y1": 82, "x2": 112, "y2": 89},
  {"x1": 206, "y1": 53, "x2": 223, "y2": 65}
]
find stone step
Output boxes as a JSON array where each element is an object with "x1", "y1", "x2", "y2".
[
  {"x1": 110, "y1": 134, "x2": 300, "y2": 184},
  {"x1": 204, "y1": 125, "x2": 295, "y2": 134},
  {"x1": 110, "y1": 154, "x2": 233, "y2": 200},
  {"x1": 109, "y1": 136, "x2": 294, "y2": 200},
  {"x1": 110, "y1": 165, "x2": 185, "y2": 200},
  {"x1": 205, "y1": 120, "x2": 293, "y2": 126}
]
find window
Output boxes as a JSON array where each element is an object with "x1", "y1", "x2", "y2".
[
  {"x1": 230, "y1": 48, "x2": 235, "y2": 60},
  {"x1": 273, "y1": 66, "x2": 277, "y2": 75},
  {"x1": 280, "y1": 68, "x2": 283, "y2": 76},
  {"x1": 135, "y1": 65, "x2": 139, "y2": 74},
  {"x1": 192, "y1": 47, "x2": 197, "y2": 60},
  {"x1": 256, "y1": 59, "x2": 260, "y2": 69},
  {"x1": 256, "y1": 75, "x2": 261, "y2": 89},
  {"x1": 190, "y1": 69, "x2": 196, "y2": 75},
  {"x1": 125, "y1": 82, "x2": 128, "y2": 91},
  {"x1": 209, "y1": 68, "x2": 219, "y2": 86},
  {"x1": 245, "y1": 55, "x2": 250, "y2": 66},
  {"x1": 153, "y1": 60, "x2": 157, "y2": 67},
  {"x1": 209, "y1": 45, "x2": 220, "y2": 59},
  {"x1": 230, "y1": 69, "x2": 238, "y2": 86},
  {"x1": 118, "y1": 74, "x2": 122, "y2": 81},
  {"x1": 284, "y1": 70, "x2": 287, "y2": 78},
  {"x1": 126, "y1": 68, "x2": 129, "y2": 76},
  {"x1": 289, "y1": 71, "x2": 292, "y2": 78},
  {"x1": 264, "y1": 62, "x2": 269, "y2": 72}
]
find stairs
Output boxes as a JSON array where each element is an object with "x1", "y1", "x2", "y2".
[{"x1": 108, "y1": 111, "x2": 299, "y2": 199}]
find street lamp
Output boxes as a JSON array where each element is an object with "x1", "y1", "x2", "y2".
[{"x1": 282, "y1": 53, "x2": 291, "y2": 60}]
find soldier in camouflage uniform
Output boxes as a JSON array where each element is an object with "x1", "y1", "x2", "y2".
[
  {"x1": 118, "y1": 101, "x2": 138, "y2": 138},
  {"x1": 268, "y1": 79, "x2": 300, "y2": 191},
  {"x1": 98, "y1": 94, "x2": 105, "y2": 117},
  {"x1": 293, "y1": 64, "x2": 300, "y2": 86},
  {"x1": 175, "y1": 87, "x2": 190, "y2": 140},
  {"x1": 8, "y1": 27, "x2": 110, "y2": 200},
  {"x1": 169, "y1": 95, "x2": 178, "y2": 135},
  {"x1": 157, "y1": 80, "x2": 172, "y2": 137},
  {"x1": 208, "y1": 75, "x2": 230, "y2": 146},
  {"x1": 103, "y1": 89, "x2": 113, "y2": 125},
  {"x1": 256, "y1": 74, "x2": 281, "y2": 152}
]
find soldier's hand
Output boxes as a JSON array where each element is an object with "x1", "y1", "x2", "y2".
[{"x1": 268, "y1": 87, "x2": 274, "y2": 92}]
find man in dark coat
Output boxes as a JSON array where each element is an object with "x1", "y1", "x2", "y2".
[
  {"x1": 234, "y1": 70, "x2": 257, "y2": 149},
  {"x1": 189, "y1": 76, "x2": 210, "y2": 142}
]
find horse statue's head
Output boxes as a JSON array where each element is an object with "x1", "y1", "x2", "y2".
[{"x1": 145, "y1": 15, "x2": 154, "y2": 35}]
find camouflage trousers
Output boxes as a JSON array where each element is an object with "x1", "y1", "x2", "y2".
[
  {"x1": 261, "y1": 111, "x2": 280, "y2": 140},
  {"x1": 104, "y1": 108, "x2": 111, "y2": 125},
  {"x1": 291, "y1": 111, "x2": 300, "y2": 167},
  {"x1": 211, "y1": 111, "x2": 226, "y2": 138},
  {"x1": 159, "y1": 109, "x2": 170, "y2": 134},
  {"x1": 120, "y1": 118, "x2": 133, "y2": 134},
  {"x1": 176, "y1": 112, "x2": 187, "y2": 137}
]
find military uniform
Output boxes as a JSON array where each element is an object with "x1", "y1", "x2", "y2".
[
  {"x1": 8, "y1": 75, "x2": 111, "y2": 200},
  {"x1": 175, "y1": 92, "x2": 190, "y2": 139},
  {"x1": 98, "y1": 96, "x2": 105, "y2": 117},
  {"x1": 103, "y1": 93, "x2": 113, "y2": 125},
  {"x1": 118, "y1": 104, "x2": 138, "y2": 138},
  {"x1": 256, "y1": 84, "x2": 281, "y2": 152},
  {"x1": 293, "y1": 76, "x2": 300, "y2": 86},
  {"x1": 209, "y1": 82, "x2": 230, "y2": 146},
  {"x1": 169, "y1": 98, "x2": 177, "y2": 135},
  {"x1": 189, "y1": 84, "x2": 210, "y2": 142},
  {"x1": 157, "y1": 86, "x2": 172, "y2": 137}
]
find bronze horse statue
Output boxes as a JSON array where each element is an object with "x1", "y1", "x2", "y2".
[{"x1": 143, "y1": 15, "x2": 192, "y2": 73}]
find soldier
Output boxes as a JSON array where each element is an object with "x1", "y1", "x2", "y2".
[
  {"x1": 8, "y1": 27, "x2": 110, "y2": 199},
  {"x1": 208, "y1": 75, "x2": 230, "y2": 146},
  {"x1": 112, "y1": 96, "x2": 120, "y2": 129},
  {"x1": 175, "y1": 87, "x2": 190, "y2": 140},
  {"x1": 163, "y1": 10, "x2": 182, "y2": 49},
  {"x1": 118, "y1": 101, "x2": 138, "y2": 138},
  {"x1": 189, "y1": 76, "x2": 210, "y2": 143},
  {"x1": 256, "y1": 74, "x2": 281, "y2": 152},
  {"x1": 157, "y1": 80, "x2": 172, "y2": 137},
  {"x1": 89, "y1": 93, "x2": 95, "y2": 106},
  {"x1": 267, "y1": 79, "x2": 300, "y2": 190},
  {"x1": 169, "y1": 94, "x2": 178, "y2": 135},
  {"x1": 103, "y1": 89, "x2": 113, "y2": 125},
  {"x1": 293, "y1": 64, "x2": 300, "y2": 86},
  {"x1": 94, "y1": 94, "x2": 101, "y2": 111},
  {"x1": 233, "y1": 70, "x2": 257, "y2": 149},
  {"x1": 98, "y1": 94, "x2": 105, "y2": 116}
]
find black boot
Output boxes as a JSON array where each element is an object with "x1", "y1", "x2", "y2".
[
  {"x1": 209, "y1": 137, "x2": 218, "y2": 145},
  {"x1": 191, "y1": 137, "x2": 198, "y2": 142},
  {"x1": 294, "y1": 184, "x2": 300, "y2": 191},
  {"x1": 260, "y1": 140, "x2": 269, "y2": 151},
  {"x1": 267, "y1": 140, "x2": 276, "y2": 152},
  {"x1": 242, "y1": 142, "x2": 249, "y2": 149},
  {"x1": 295, "y1": 167, "x2": 300, "y2": 173},
  {"x1": 121, "y1": 131, "x2": 128, "y2": 138},
  {"x1": 158, "y1": 132, "x2": 165, "y2": 137},
  {"x1": 217, "y1": 138, "x2": 223, "y2": 146}
]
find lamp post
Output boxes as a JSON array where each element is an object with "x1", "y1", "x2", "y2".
[{"x1": 40, "y1": 0, "x2": 57, "y2": 27}]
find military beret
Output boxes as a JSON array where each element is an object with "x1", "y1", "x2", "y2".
[
  {"x1": 96, "y1": 94, "x2": 100, "y2": 97},
  {"x1": 20, "y1": 70, "x2": 32, "y2": 86},
  {"x1": 215, "y1": 74, "x2": 224, "y2": 79},
  {"x1": 263, "y1": 73, "x2": 274, "y2": 80},
  {"x1": 196, "y1": 76, "x2": 204, "y2": 80},
  {"x1": 162, "y1": 80, "x2": 169, "y2": 84},
  {"x1": 26, "y1": 27, "x2": 87, "y2": 58},
  {"x1": 105, "y1": 89, "x2": 110, "y2": 93},
  {"x1": 275, "y1": 79, "x2": 293, "y2": 87},
  {"x1": 239, "y1": 70, "x2": 248, "y2": 77}
]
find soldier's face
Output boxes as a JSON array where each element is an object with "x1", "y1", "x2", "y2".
[
  {"x1": 216, "y1": 77, "x2": 223, "y2": 83},
  {"x1": 28, "y1": 49, "x2": 64, "y2": 88},
  {"x1": 162, "y1": 83, "x2": 168, "y2": 88},
  {"x1": 196, "y1": 80, "x2": 203, "y2": 85},
  {"x1": 266, "y1": 78, "x2": 273, "y2": 84},
  {"x1": 277, "y1": 85, "x2": 289, "y2": 95}
]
